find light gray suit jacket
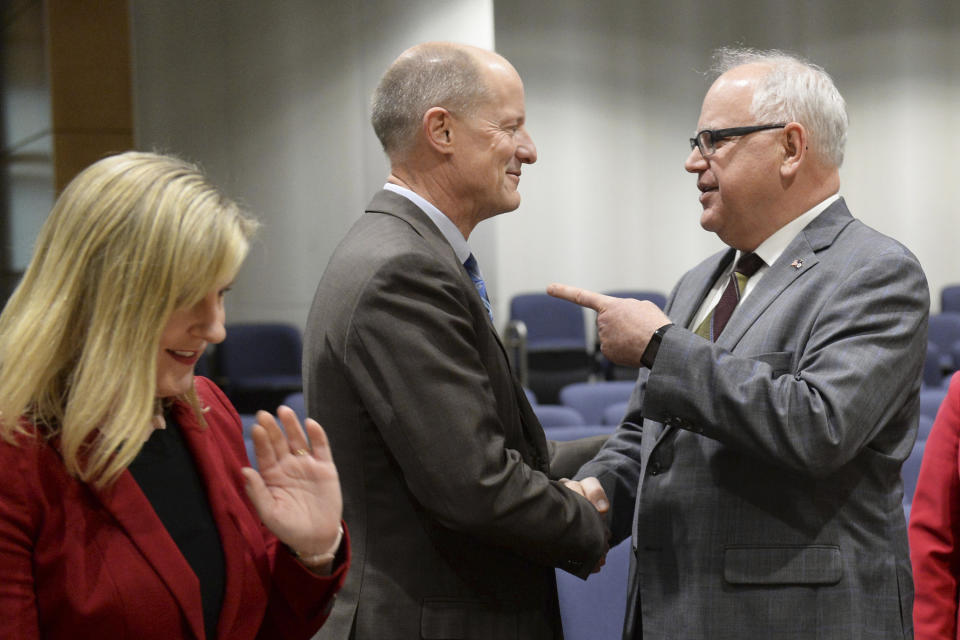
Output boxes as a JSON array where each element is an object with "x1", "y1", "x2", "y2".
[
  {"x1": 304, "y1": 191, "x2": 608, "y2": 640},
  {"x1": 577, "y1": 199, "x2": 929, "y2": 640}
]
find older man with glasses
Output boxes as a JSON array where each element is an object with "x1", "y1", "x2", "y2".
[{"x1": 551, "y1": 47, "x2": 927, "y2": 640}]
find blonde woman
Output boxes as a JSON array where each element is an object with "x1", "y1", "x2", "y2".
[{"x1": 0, "y1": 151, "x2": 348, "y2": 639}]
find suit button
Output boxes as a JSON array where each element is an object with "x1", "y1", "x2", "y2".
[{"x1": 649, "y1": 461, "x2": 661, "y2": 475}]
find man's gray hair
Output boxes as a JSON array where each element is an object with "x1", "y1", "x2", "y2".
[
  {"x1": 372, "y1": 44, "x2": 492, "y2": 158},
  {"x1": 712, "y1": 47, "x2": 848, "y2": 168}
]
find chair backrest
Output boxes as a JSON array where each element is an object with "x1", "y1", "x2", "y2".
[
  {"x1": 902, "y1": 440, "x2": 926, "y2": 507},
  {"x1": 195, "y1": 350, "x2": 213, "y2": 378},
  {"x1": 604, "y1": 290, "x2": 667, "y2": 309},
  {"x1": 923, "y1": 341, "x2": 944, "y2": 388},
  {"x1": 919, "y1": 385, "x2": 948, "y2": 420},
  {"x1": 217, "y1": 323, "x2": 303, "y2": 382},
  {"x1": 556, "y1": 538, "x2": 631, "y2": 640},
  {"x1": 509, "y1": 293, "x2": 587, "y2": 351},
  {"x1": 559, "y1": 381, "x2": 635, "y2": 425},
  {"x1": 942, "y1": 285, "x2": 960, "y2": 314},
  {"x1": 916, "y1": 414, "x2": 936, "y2": 443},
  {"x1": 283, "y1": 392, "x2": 307, "y2": 422},
  {"x1": 239, "y1": 413, "x2": 259, "y2": 469},
  {"x1": 534, "y1": 404, "x2": 586, "y2": 428},
  {"x1": 523, "y1": 387, "x2": 538, "y2": 406},
  {"x1": 928, "y1": 314, "x2": 960, "y2": 359},
  {"x1": 949, "y1": 339, "x2": 960, "y2": 373},
  {"x1": 602, "y1": 400, "x2": 631, "y2": 426},
  {"x1": 542, "y1": 424, "x2": 615, "y2": 441}
]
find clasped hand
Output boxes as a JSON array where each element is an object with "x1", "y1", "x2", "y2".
[
  {"x1": 241, "y1": 405, "x2": 343, "y2": 574},
  {"x1": 562, "y1": 477, "x2": 610, "y2": 573}
]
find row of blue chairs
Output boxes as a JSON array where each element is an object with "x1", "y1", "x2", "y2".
[
  {"x1": 507, "y1": 284, "x2": 960, "y2": 409},
  {"x1": 531, "y1": 381, "x2": 635, "y2": 429}
]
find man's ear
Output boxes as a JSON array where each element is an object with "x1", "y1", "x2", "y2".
[
  {"x1": 780, "y1": 122, "x2": 806, "y2": 178},
  {"x1": 423, "y1": 107, "x2": 455, "y2": 155}
]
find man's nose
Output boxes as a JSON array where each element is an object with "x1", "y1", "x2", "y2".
[
  {"x1": 518, "y1": 128, "x2": 537, "y2": 164},
  {"x1": 684, "y1": 146, "x2": 707, "y2": 173}
]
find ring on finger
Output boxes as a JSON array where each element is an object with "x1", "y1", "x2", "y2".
[{"x1": 292, "y1": 448, "x2": 310, "y2": 456}]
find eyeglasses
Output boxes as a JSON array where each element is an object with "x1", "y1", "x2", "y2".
[{"x1": 689, "y1": 123, "x2": 787, "y2": 157}]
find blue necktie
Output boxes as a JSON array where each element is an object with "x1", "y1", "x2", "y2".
[{"x1": 463, "y1": 254, "x2": 494, "y2": 323}]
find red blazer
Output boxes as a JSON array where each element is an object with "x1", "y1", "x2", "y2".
[
  {"x1": 910, "y1": 372, "x2": 960, "y2": 639},
  {"x1": 0, "y1": 377, "x2": 348, "y2": 639}
]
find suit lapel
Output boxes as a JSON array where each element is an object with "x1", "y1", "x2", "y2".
[
  {"x1": 368, "y1": 191, "x2": 548, "y2": 469},
  {"x1": 715, "y1": 243, "x2": 818, "y2": 350},
  {"x1": 90, "y1": 456, "x2": 206, "y2": 638},
  {"x1": 90, "y1": 399, "x2": 266, "y2": 640},
  {"x1": 669, "y1": 248, "x2": 735, "y2": 329},
  {"x1": 716, "y1": 198, "x2": 855, "y2": 351},
  {"x1": 652, "y1": 199, "x2": 855, "y2": 449},
  {"x1": 368, "y1": 190, "x2": 509, "y2": 352}
]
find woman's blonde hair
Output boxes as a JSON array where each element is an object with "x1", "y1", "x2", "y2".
[{"x1": 0, "y1": 151, "x2": 259, "y2": 487}]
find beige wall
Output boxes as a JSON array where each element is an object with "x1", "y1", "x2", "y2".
[
  {"x1": 493, "y1": 0, "x2": 960, "y2": 322},
  {"x1": 128, "y1": 1, "x2": 960, "y2": 329},
  {"x1": 131, "y1": 0, "x2": 494, "y2": 327}
]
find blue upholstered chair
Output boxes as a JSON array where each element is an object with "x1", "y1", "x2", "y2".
[
  {"x1": 916, "y1": 414, "x2": 936, "y2": 443},
  {"x1": 919, "y1": 386, "x2": 949, "y2": 421},
  {"x1": 239, "y1": 413, "x2": 259, "y2": 469},
  {"x1": 524, "y1": 387, "x2": 538, "y2": 406},
  {"x1": 928, "y1": 314, "x2": 960, "y2": 373},
  {"x1": 216, "y1": 323, "x2": 303, "y2": 413},
  {"x1": 602, "y1": 400, "x2": 631, "y2": 426},
  {"x1": 923, "y1": 342, "x2": 945, "y2": 388},
  {"x1": 559, "y1": 381, "x2": 635, "y2": 426},
  {"x1": 902, "y1": 439, "x2": 926, "y2": 516},
  {"x1": 534, "y1": 404, "x2": 587, "y2": 428},
  {"x1": 556, "y1": 538, "x2": 631, "y2": 640},
  {"x1": 282, "y1": 392, "x2": 307, "y2": 422},
  {"x1": 542, "y1": 424, "x2": 615, "y2": 441},
  {"x1": 507, "y1": 293, "x2": 592, "y2": 404},
  {"x1": 604, "y1": 290, "x2": 667, "y2": 309},
  {"x1": 942, "y1": 285, "x2": 960, "y2": 314}
]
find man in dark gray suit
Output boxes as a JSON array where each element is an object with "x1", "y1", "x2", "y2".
[
  {"x1": 551, "y1": 47, "x2": 928, "y2": 639},
  {"x1": 304, "y1": 42, "x2": 608, "y2": 640}
]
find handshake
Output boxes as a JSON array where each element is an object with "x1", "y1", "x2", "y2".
[
  {"x1": 561, "y1": 477, "x2": 609, "y2": 515},
  {"x1": 561, "y1": 477, "x2": 610, "y2": 573}
]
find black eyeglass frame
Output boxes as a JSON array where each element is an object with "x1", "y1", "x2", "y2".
[{"x1": 689, "y1": 123, "x2": 787, "y2": 156}]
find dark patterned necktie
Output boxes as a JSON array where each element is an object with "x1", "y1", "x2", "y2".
[
  {"x1": 463, "y1": 253, "x2": 494, "y2": 322},
  {"x1": 695, "y1": 252, "x2": 765, "y2": 341}
]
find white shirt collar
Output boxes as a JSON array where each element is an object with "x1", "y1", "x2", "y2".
[
  {"x1": 383, "y1": 183, "x2": 472, "y2": 264},
  {"x1": 689, "y1": 193, "x2": 840, "y2": 331},
  {"x1": 750, "y1": 193, "x2": 840, "y2": 268}
]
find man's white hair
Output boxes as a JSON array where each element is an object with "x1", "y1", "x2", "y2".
[{"x1": 712, "y1": 47, "x2": 848, "y2": 168}]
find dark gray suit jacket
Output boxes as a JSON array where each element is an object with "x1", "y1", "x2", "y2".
[
  {"x1": 578, "y1": 199, "x2": 929, "y2": 640},
  {"x1": 304, "y1": 191, "x2": 607, "y2": 640}
]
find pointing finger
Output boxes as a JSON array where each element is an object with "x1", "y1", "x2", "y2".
[{"x1": 546, "y1": 283, "x2": 613, "y2": 311}]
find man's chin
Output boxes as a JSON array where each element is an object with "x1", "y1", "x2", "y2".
[
  {"x1": 498, "y1": 194, "x2": 522, "y2": 214},
  {"x1": 699, "y1": 210, "x2": 719, "y2": 233}
]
